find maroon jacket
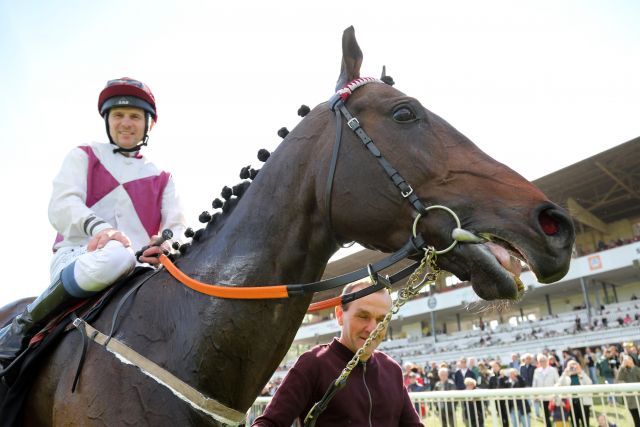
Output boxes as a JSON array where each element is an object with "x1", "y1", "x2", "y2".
[{"x1": 253, "y1": 339, "x2": 423, "y2": 427}]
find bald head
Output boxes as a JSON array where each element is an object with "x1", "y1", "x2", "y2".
[{"x1": 340, "y1": 280, "x2": 391, "y2": 311}]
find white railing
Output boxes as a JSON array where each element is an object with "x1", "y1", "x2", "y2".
[{"x1": 247, "y1": 383, "x2": 640, "y2": 426}]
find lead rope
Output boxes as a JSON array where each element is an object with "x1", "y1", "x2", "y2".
[{"x1": 303, "y1": 246, "x2": 441, "y2": 426}]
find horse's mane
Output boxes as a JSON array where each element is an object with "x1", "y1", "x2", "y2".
[
  {"x1": 174, "y1": 104, "x2": 312, "y2": 257},
  {"x1": 176, "y1": 72, "x2": 395, "y2": 257}
]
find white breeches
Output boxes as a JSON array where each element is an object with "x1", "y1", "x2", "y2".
[{"x1": 50, "y1": 240, "x2": 136, "y2": 297}]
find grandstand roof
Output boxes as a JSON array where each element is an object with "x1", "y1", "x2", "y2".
[{"x1": 534, "y1": 136, "x2": 640, "y2": 224}]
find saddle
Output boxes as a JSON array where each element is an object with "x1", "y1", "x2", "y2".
[{"x1": 0, "y1": 267, "x2": 153, "y2": 425}]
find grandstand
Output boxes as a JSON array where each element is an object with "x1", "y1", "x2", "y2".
[{"x1": 281, "y1": 136, "x2": 640, "y2": 371}]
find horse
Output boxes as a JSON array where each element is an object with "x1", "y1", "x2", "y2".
[{"x1": 1, "y1": 26, "x2": 574, "y2": 425}]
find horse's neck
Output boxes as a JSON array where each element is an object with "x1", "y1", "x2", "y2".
[
  {"x1": 133, "y1": 114, "x2": 340, "y2": 412},
  {"x1": 181, "y1": 200, "x2": 333, "y2": 285},
  {"x1": 180, "y1": 111, "x2": 337, "y2": 285}
]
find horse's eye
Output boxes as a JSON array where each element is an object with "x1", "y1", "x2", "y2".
[{"x1": 393, "y1": 107, "x2": 417, "y2": 123}]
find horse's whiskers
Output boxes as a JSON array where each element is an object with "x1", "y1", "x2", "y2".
[{"x1": 465, "y1": 298, "x2": 514, "y2": 314}]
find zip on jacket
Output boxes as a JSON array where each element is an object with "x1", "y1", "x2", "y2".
[{"x1": 362, "y1": 361, "x2": 373, "y2": 427}]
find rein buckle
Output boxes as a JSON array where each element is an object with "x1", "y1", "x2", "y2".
[{"x1": 367, "y1": 264, "x2": 391, "y2": 289}]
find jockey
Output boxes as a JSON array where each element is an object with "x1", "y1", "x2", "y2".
[{"x1": 0, "y1": 77, "x2": 187, "y2": 366}]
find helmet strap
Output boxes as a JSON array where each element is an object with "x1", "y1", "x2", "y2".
[{"x1": 112, "y1": 139, "x2": 147, "y2": 154}]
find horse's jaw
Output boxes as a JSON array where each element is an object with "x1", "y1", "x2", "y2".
[
  {"x1": 434, "y1": 227, "x2": 573, "y2": 301},
  {"x1": 440, "y1": 243, "x2": 525, "y2": 301}
]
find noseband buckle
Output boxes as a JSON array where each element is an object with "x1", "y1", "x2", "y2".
[
  {"x1": 401, "y1": 185, "x2": 414, "y2": 198},
  {"x1": 347, "y1": 117, "x2": 360, "y2": 130}
]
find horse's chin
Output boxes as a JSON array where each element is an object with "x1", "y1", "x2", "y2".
[{"x1": 438, "y1": 243, "x2": 524, "y2": 301}]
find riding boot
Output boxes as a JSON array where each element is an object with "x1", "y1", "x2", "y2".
[{"x1": 0, "y1": 278, "x2": 76, "y2": 366}]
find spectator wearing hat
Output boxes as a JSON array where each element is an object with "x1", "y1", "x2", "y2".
[{"x1": 462, "y1": 378, "x2": 484, "y2": 427}]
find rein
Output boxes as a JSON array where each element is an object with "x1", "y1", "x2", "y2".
[{"x1": 157, "y1": 233, "x2": 426, "y2": 302}]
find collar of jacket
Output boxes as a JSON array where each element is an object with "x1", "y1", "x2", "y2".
[{"x1": 329, "y1": 338, "x2": 380, "y2": 368}]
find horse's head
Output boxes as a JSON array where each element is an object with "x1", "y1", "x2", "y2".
[{"x1": 325, "y1": 27, "x2": 575, "y2": 301}]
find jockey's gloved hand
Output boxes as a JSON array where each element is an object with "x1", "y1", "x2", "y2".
[
  {"x1": 138, "y1": 245, "x2": 169, "y2": 265},
  {"x1": 136, "y1": 229, "x2": 173, "y2": 264}
]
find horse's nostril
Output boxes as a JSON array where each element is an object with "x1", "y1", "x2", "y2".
[{"x1": 539, "y1": 210, "x2": 559, "y2": 236}]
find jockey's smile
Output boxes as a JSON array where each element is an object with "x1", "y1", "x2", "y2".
[{"x1": 108, "y1": 106, "x2": 149, "y2": 150}]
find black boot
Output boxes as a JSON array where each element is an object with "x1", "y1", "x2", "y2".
[{"x1": 0, "y1": 278, "x2": 76, "y2": 366}]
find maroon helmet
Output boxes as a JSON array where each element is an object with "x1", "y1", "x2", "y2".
[{"x1": 98, "y1": 77, "x2": 157, "y2": 121}]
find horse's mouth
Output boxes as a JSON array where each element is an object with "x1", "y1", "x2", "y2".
[{"x1": 438, "y1": 234, "x2": 529, "y2": 301}]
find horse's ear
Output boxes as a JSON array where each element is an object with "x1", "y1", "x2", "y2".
[{"x1": 335, "y1": 26, "x2": 362, "y2": 91}]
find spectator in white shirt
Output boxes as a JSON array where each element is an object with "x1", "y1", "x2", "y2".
[{"x1": 533, "y1": 354, "x2": 560, "y2": 427}]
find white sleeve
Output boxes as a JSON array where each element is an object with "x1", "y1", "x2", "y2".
[
  {"x1": 159, "y1": 175, "x2": 187, "y2": 246},
  {"x1": 48, "y1": 147, "x2": 113, "y2": 239}
]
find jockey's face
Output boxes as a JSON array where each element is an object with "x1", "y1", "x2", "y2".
[{"x1": 108, "y1": 107, "x2": 148, "y2": 149}]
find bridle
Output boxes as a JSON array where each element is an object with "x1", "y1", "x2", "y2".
[
  {"x1": 325, "y1": 77, "x2": 480, "y2": 254},
  {"x1": 325, "y1": 77, "x2": 428, "y2": 233}
]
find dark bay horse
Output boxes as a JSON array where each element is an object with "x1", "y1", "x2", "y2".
[{"x1": 2, "y1": 27, "x2": 574, "y2": 425}]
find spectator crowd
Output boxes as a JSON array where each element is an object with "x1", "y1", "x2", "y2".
[{"x1": 398, "y1": 341, "x2": 640, "y2": 426}]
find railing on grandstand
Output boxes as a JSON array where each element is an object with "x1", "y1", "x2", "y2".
[{"x1": 247, "y1": 383, "x2": 640, "y2": 427}]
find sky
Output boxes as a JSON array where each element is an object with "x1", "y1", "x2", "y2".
[{"x1": 0, "y1": 0, "x2": 639, "y2": 305}]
